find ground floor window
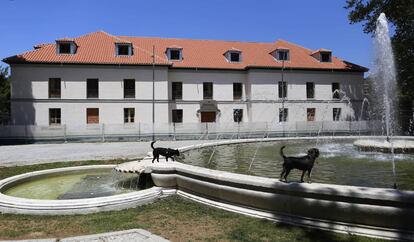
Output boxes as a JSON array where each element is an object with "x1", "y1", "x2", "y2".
[
  {"x1": 233, "y1": 109, "x2": 243, "y2": 122},
  {"x1": 172, "y1": 109, "x2": 183, "y2": 123},
  {"x1": 124, "y1": 108, "x2": 135, "y2": 123},
  {"x1": 307, "y1": 108, "x2": 315, "y2": 121},
  {"x1": 86, "y1": 108, "x2": 99, "y2": 124},
  {"x1": 279, "y1": 108, "x2": 288, "y2": 122},
  {"x1": 333, "y1": 108, "x2": 341, "y2": 121},
  {"x1": 49, "y1": 108, "x2": 61, "y2": 125},
  {"x1": 201, "y1": 111, "x2": 216, "y2": 123}
]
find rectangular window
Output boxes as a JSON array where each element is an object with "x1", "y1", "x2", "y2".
[
  {"x1": 58, "y1": 43, "x2": 71, "y2": 54},
  {"x1": 233, "y1": 83, "x2": 242, "y2": 100},
  {"x1": 48, "y1": 78, "x2": 61, "y2": 98},
  {"x1": 87, "y1": 79, "x2": 99, "y2": 98},
  {"x1": 124, "y1": 108, "x2": 135, "y2": 123},
  {"x1": 230, "y1": 52, "x2": 240, "y2": 62},
  {"x1": 233, "y1": 109, "x2": 243, "y2": 122},
  {"x1": 169, "y1": 49, "x2": 181, "y2": 60},
  {"x1": 117, "y1": 45, "x2": 130, "y2": 56},
  {"x1": 203, "y1": 82, "x2": 213, "y2": 99},
  {"x1": 279, "y1": 108, "x2": 288, "y2": 122},
  {"x1": 86, "y1": 108, "x2": 99, "y2": 124},
  {"x1": 333, "y1": 108, "x2": 341, "y2": 121},
  {"x1": 172, "y1": 82, "x2": 183, "y2": 100},
  {"x1": 172, "y1": 109, "x2": 183, "y2": 123},
  {"x1": 321, "y1": 53, "x2": 331, "y2": 62},
  {"x1": 307, "y1": 108, "x2": 316, "y2": 121},
  {"x1": 306, "y1": 82, "x2": 315, "y2": 99},
  {"x1": 124, "y1": 79, "x2": 135, "y2": 98},
  {"x1": 332, "y1": 82, "x2": 340, "y2": 99},
  {"x1": 278, "y1": 81, "x2": 287, "y2": 98},
  {"x1": 49, "y1": 108, "x2": 61, "y2": 125},
  {"x1": 277, "y1": 50, "x2": 289, "y2": 61}
]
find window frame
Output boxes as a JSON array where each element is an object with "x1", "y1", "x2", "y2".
[
  {"x1": 320, "y1": 52, "x2": 332, "y2": 62},
  {"x1": 48, "y1": 78, "x2": 61, "y2": 99},
  {"x1": 172, "y1": 109, "x2": 183, "y2": 123},
  {"x1": 49, "y1": 108, "x2": 61, "y2": 126},
  {"x1": 227, "y1": 51, "x2": 242, "y2": 63},
  {"x1": 86, "y1": 108, "x2": 99, "y2": 124},
  {"x1": 168, "y1": 49, "x2": 182, "y2": 61},
  {"x1": 87, "y1": 79, "x2": 99, "y2": 99},
  {"x1": 233, "y1": 83, "x2": 243, "y2": 100},
  {"x1": 124, "y1": 108, "x2": 135, "y2": 124},
  {"x1": 279, "y1": 108, "x2": 288, "y2": 122},
  {"x1": 203, "y1": 82, "x2": 213, "y2": 100},
  {"x1": 332, "y1": 82, "x2": 340, "y2": 99},
  {"x1": 172, "y1": 82, "x2": 183, "y2": 100},
  {"x1": 278, "y1": 81, "x2": 287, "y2": 99},
  {"x1": 307, "y1": 108, "x2": 316, "y2": 122},
  {"x1": 276, "y1": 50, "x2": 290, "y2": 61},
  {"x1": 333, "y1": 108, "x2": 341, "y2": 121},
  {"x1": 116, "y1": 44, "x2": 132, "y2": 56},
  {"x1": 233, "y1": 109, "x2": 243, "y2": 123},
  {"x1": 306, "y1": 82, "x2": 315, "y2": 99},
  {"x1": 123, "y1": 79, "x2": 135, "y2": 99}
]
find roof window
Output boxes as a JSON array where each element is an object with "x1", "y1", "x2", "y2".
[
  {"x1": 226, "y1": 50, "x2": 242, "y2": 63},
  {"x1": 167, "y1": 48, "x2": 182, "y2": 61},
  {"x1": 116, "y1": 43, "x2": 132, "y2": 56},
  {"x1": 321, "y1": 52, "x2": 332, "y2": 62},
  {"x1": 56, "y1": 40, "x2": 76, "y2": 54},
  {"x1": 275, "y1": 49, "x2": 289, "y2": 61}
]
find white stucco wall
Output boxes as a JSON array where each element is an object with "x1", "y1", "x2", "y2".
[{"x1": 9, "y1": 64, "x2": 364, "y2": 127}]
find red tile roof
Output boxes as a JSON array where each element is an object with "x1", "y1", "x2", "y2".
[{"x1": 3, "y1": 31, "x2": 367, "y2": 72}]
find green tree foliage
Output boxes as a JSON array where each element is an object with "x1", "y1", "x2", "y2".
[
  {"x1": 0, "y1": 67, "x2": 10, "y2": 115},
  {"x1": 345, "y1": 0, "x2": 414, "y2": 101}
]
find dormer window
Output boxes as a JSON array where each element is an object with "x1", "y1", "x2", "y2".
[
  {"x1": 321, "y1": 52, "x2": 332, "y2": 62},
  {"x1": 167, "y1": 48, "x2": 182, "y2": 61},
  {"x1": 116, "y1": 44, "x2": 132, "y2": 56},
  {"x1": 56, "y1": 40, "x2": 76, "y2": 55},
  {"x1": 226, "y1": 50, "x2": 242, "y2": 63},
  {"x1": 276, "y1": 49, "x2": 289, "y2": 61}
]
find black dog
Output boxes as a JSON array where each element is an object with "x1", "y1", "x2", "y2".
[
  {"x1": 151, "y1": 141, "x2": 180, "y2": 163},
  {"x1": 279, "y1": 146, "x2": 320, "y2": 183}
]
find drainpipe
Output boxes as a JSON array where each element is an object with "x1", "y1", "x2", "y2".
[{"x1": 152, "y1": 45, "x2": 155, "y2": 141}]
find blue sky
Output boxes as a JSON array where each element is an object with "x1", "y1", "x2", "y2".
[{"x1": 0, "y1": 0, "x2": 373, "y2": 70}]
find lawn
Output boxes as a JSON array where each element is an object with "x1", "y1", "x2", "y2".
[{"x1": 0, "y1": 160, "x2": 385, "y2": 242}]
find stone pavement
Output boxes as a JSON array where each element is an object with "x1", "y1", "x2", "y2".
[
  {"x1": 1, "y1": 229, "x2": 169, "y2": 242},
  {"x1": 0, "y1": 140, "x2": 208, "y2": 167}
]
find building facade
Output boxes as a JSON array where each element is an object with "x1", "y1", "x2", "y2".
[{"x1": 3, "y1": 31, "x2": 367, "y2": 127}]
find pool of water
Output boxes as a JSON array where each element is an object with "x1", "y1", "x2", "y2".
[
  {"x1": 3, "y1": 169, "x2": 141, "y2": 200},
  {"x1": 177, "y1": 139, "x2": 414, "y2": 190}
]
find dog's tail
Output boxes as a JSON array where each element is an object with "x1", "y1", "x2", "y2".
[
  {"x1": 280, "y1": 145, "x2": 287, "y2": 159},
  {"x1": 151, "y1": 140, "x2": 156, "y2": 150}
]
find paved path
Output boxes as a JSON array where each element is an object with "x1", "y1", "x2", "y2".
[
  {"x1": 0, "y1": 140, "x2": 208, "y2": 167},
  {"x1": 1, "y1": 229, "x2": 169, "y2": 242}
]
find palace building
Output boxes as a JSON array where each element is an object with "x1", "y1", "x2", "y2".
[{"x1": 3, "y1": 31, "x2": 367, "y2": 127}]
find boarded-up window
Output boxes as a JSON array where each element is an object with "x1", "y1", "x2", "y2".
[
  {"x1": 49, "y1": 108, "x2": 61, "y2": 125},
  {"x1": 307, "y1": 108, "x2": 315, "y2": 121},
  {"x1": 49, "y1": 78, "x2": 61, "y2": 98},
  {"x1": 201, "y1": 112, "x2": 216, "y2": 122},
  {"x1": 87, "y1": 108, "x2": 99, "y2": 124}
]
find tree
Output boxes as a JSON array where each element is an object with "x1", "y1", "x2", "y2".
[
  {"x1": 0, "y1": 67, "x2": 10, "y2": 115},
  {"x1": 345, "y1": 0, "x2": 414, "y2": 132}
]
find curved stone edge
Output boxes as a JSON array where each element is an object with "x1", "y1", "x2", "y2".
[
  {"x1": 354, "y1": 139, "x2": 414, "y2": 153},
  {"x1": 0, "y1": 165, "x2": 165, "y2": 215}
]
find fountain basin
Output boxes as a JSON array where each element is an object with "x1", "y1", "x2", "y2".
[
  {"x1": 0, "y1": 165, "x2": 163, "y2": 215},
  {"x1": 354, "y1": 139, "x2": 414, "y2": 153}
]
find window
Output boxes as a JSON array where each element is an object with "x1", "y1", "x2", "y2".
[
  {"x1": 87, "y1": 108, "x2": 99, "y2": 124},
  {"x1": 332, "y1": 82, "x2": 340, "y2": 99},
  {"x1": 49, "y1": 78, "x2": 61, "y2": 98},
  {"x1": 278, "y1": 81, "x2": 287, "y2": 98},
  {"x1": 321, "y1": 52, "x2": 332, "y2": 62},
  {"x1": 49, "y1": 108, "x2": 61, "y2": 125},
  {"x1": 203, "y1": 82, "x2": 213, "y2": 99},
  {"x1": 116, "y1": 44, "x2": 131, "y2": 56},
  {"x1": 172, "y1": 82, "x2": 182, "y2": 100},
  {"x1": 58, "y1": 43, "x2": 71, "y2": 54},
  {"x1": 87, "y1": 79, "x2": 99, "y2": 98},
  {"x1": 124, "y1": 108, "x2": 135, "y2": 123},
  {"x1": 168, "y1": 49, "x2": 182, "y2": 60},
  {"x1": 333, "y1": 108, "x2": 341, "y2": 121},
  {"x1": 233, "y1": 109, "x2": 243, "y2": 123},
  {"x1": 124, "y1": 79, "x2": 135, "y2": 98},
  {"x1": 276, "y1": 50, "x2": 289, "y2": 61},
  {"x1": 230, "y1": 52, "x2": 240, "y2": 62},
  {"x1": 172, "y1": 109, "x2": 183, "y2": 123},
  {"x1": 307, "y1": 108, "x2": 316, "y2": 121},
  {"x1": 279, "y1": 108, "x2": 288, "y2": 122},
  {"x1": 306, "y1": 82, "x2": 315, "y2": 99},
  {"x1": 233, "y1": 83, "x2": 242, "y2": 100}
]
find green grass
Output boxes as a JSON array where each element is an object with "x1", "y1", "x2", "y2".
[{"x1": 0, "y1": 161, "x2": 386, "y2": 241}]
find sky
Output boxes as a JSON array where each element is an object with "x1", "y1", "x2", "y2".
[{"x1": 0, "y1": 0, "x2": 373, "y2": 70}]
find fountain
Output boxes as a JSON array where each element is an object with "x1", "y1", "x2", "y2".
[{"x1": 353, "y1": 13, "x2": 414, "y2": 155}]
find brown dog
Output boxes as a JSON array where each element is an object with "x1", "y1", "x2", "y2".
[{"x1": 279, "y1": 146, "x2": 320, "y2": 183}]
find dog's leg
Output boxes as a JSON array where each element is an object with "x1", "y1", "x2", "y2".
[
  {"x1": 308, "y1": 169, "x2": 312, "y2": 183},
  {"x1": 284, "y1": 169, "x2": 291, "y2": 182},
  {"x1": 166, "y1": 156, "x2": 168, "y2": 162},
  {"x1": 280, "y1": 168, "x2": 286, "y2": 182},
  {"x1": 171, "y1": 156, "x2": 175, "y2": 161},
  {"x1": 152, "y1": 156, "x2": 155, "y2": 163},
  {"x1": 300, "y1": 170, "x2": 306, "y2": 183}
]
